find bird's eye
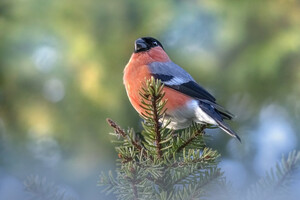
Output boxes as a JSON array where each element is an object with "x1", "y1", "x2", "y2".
[{"x1": 152, "y1": 41, "x2": 158, "y2": 46}]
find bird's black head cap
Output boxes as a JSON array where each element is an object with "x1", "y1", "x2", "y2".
[{"x1": 134, "y1": 37, "x2": 164, "y2": 53}]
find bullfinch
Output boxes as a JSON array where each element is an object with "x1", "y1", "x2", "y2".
[{"x1": 123, "y1": 37, "x2": 240, "y2": 141}]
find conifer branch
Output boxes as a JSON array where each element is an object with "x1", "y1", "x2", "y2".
[
  {"x1": 245, "y1": 150, "x2": 300, "y2": 200},
  {"x1": 102, "y1": 78, "x2": 225, "y2": 200},
  {"x1": 184, "y1": 168, "x2": 223, "y2": 200},
  {"x1": 273, "y1": 151, "x2": 300, "y2": 190},
  {"x1": 175, "y1": 124, "x2": 207, "y2": 154},
  {"x1": 129, "y1": 168, "x2": 139, "y2": 200},
  {"x1": 102, "y1": 78, "x2": 300, "y2": 200},
  {"x1": 24, "y1": 175, "x2": 76, "y2": 200},
  {"x1": 149, "y1": 84, "x2": 163, "y2": 159},
  {"x1": 106, "y1": 118, "x2": 150, "y2": 160},
  {"x1": 139, "y1": 77, "x2": 170, "y2": 159},
  {"x1": 132, "y1": 182, "x2": 139, "y2": 200},
  {"x1": 106, "y1": 118, "x2": 127, "y2": 138}
]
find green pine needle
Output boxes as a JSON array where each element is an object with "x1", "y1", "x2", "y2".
[{"x1": 102, "y1": 77, "x2": 300, "y2": 200}]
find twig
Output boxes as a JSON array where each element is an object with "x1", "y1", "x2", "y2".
[
  {"x1": 150, "y1": 85, "x2": 163, "y2": 159},
  {"x1": 175, "y1": 125, "x2": 206, "y2": 153},
  {"x1": 126, "y1": 168, "x2": 139, "y2": 200},
  {"x1": 131, "y1": 176, "x2": 139, "y2": 200},
  {"x1": 106, "y1": 118, "x2": 151, "y2": 160},
  {"x1": 188, "y1": 169, "x2": 222, "y2": 199},
  {"x1": 120, "y1": 155, "x2": 134, "y2": 164},
  {"x1": 107, "y1": 118, "x2": 127, "y2": 137}
]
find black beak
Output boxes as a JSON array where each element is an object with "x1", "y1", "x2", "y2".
[{"x1": 134, "y1": 38, "x2": 148, "y2": 52}]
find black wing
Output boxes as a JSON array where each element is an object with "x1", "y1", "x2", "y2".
[
  {"x1": 151, "y1": 73, "x2": 216, "y2": 102},
  {"x1": 151, "y1": 73, "x2": 234, "y2": 120},
  {"x1": 148, "y1": 62, "x2": 216, "y2": 102},
  {"x1": 166, "y1": 80, "x2": 216, "y2": 102},
  {"x1": 148, "y1": 61, "x2": 234, "y2": 119}
]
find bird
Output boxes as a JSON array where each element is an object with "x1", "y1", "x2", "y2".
[{"x1": 123, "y1": 37, "x2": 240, "y2": 141}]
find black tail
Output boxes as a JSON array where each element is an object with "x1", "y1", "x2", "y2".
[
  {"x1": 198, "y1": 101, "x2": 241, "y2": 142},
  {"x1": 216, "y1": 120, "x2": 241, "y2": 142},
  {"x1": 202, "y1": 100, "x2": 235, "y2": 120}
]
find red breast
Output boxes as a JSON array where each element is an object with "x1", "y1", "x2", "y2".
[{"x1": 124, "y1": 46, "x2": 192, "y2": 115}]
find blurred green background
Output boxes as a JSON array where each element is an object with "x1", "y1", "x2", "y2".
[{"x1": 0, "y1": 0, "x2": 300, "y2": 199}]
